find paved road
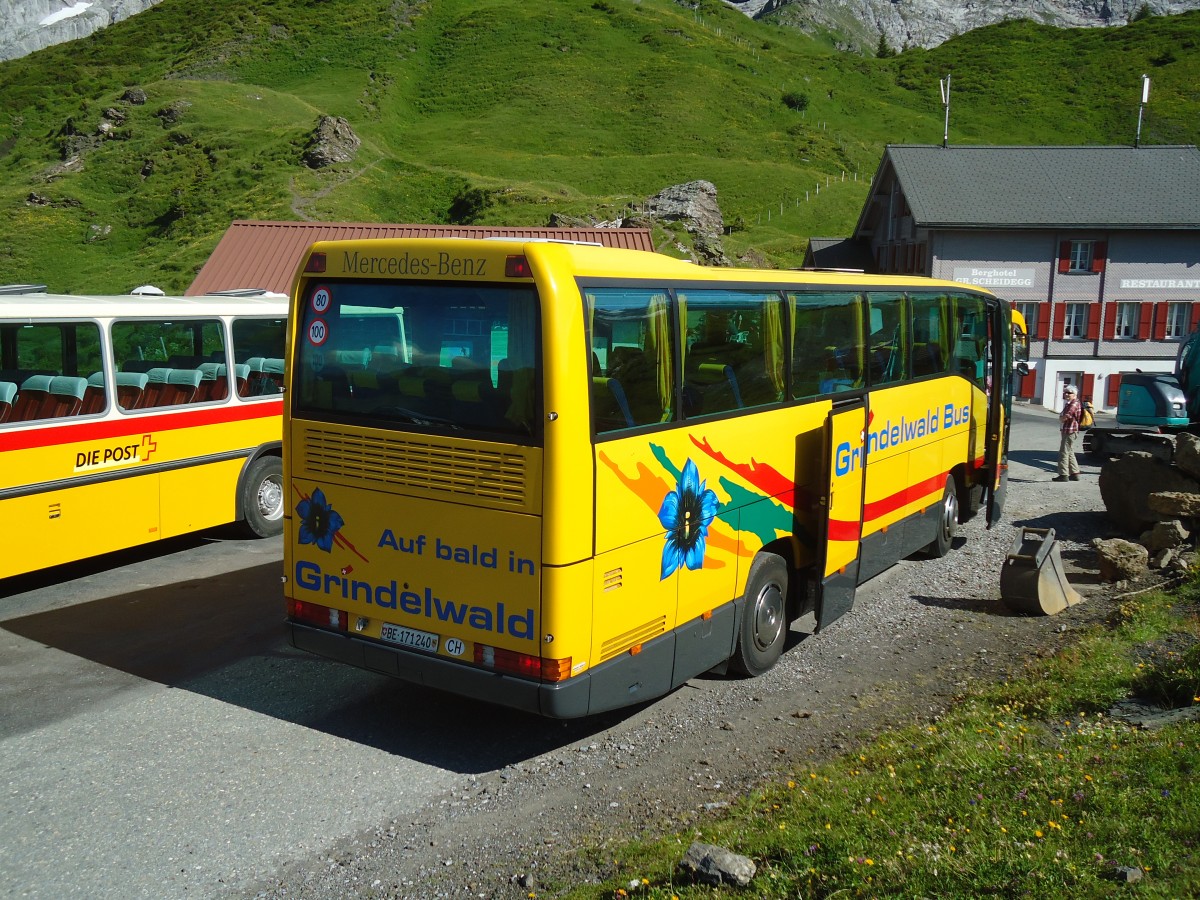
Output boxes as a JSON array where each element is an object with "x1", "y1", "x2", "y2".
[{"x1": 0, "y1": 404, "x2": 1092, "y2": 899}]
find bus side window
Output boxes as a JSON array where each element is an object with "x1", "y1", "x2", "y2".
[
  {"x1": 588, "y1": 290, "x2": 674, "y2": 434},
  {"x1": 790, "y1": 293, "x2": 864, "y2": 399},
  {"x1": 866, "y1": 293, "x2": 909, "y2": 387}
]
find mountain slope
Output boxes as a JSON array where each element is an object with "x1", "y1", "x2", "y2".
[{"x1": 0, "y1": 0, "x2": 1196, "y2": 293}]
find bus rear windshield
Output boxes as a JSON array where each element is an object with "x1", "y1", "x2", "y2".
[{"x1": 294, "y1": 280, "x2": 541, "y2": 439}]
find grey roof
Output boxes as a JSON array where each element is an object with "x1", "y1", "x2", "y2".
[
  {"x1": 802, "y1": 237, "x2": 874, "y2": 271},
  {"x1": 881, "y1": 145, "x2": 1200, "y2": 229}
]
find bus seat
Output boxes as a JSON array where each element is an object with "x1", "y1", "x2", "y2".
[
  {"x1": 911, "y1": 342, "x2": 944, "y2": 377},
  {"x1": 592, "y1": 376, "x2": 634, "y2": 430},
  {"x1": 12, "y1": 374, "x2": 53, "y2": 421},
  {"x1": 142, "y1": 367, "x2": 173, "y2": 406},
  {"x1": 0, "y1": 380, "x2": 16, "y2": 423},
  {"x1": 232, "y1": 363, "x2": 251, "y2": 396},
  {"x1": 260, "y1": 357, "x2": 285, "y2": 393},
  {"x1": 115, "y1": 371, "x2": 149, "y2": 409},
  {"x1": 80, "y1": 371, "x2": 108, "y2": 415},
  {"x1": 43, "y1": 376, "x2": 88, "y2": 418},
  {"x1": 197, "y1": 362, "x2": 227, "y2": 402},
  {"x1": 162, "y1": 368, "x2": 203, "y2": 405},
  {"x1": 698, "y1": 362, "x2": 743, "y2": 408},
  {"x1": 393, "y1": 374, "x2": 425, "y2": 399}
]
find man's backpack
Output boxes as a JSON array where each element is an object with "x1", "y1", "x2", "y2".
[{"x1": 1080, "y1": 403, "x2": 1094, "y2": 428}]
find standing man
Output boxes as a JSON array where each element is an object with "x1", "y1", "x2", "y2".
[{"x1": 1055, "y1": 383, "x2": 1083, "y2": 482}]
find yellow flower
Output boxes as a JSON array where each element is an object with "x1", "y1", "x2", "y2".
[{"x1": 1035, "y1": 830, "x2": 1044, "y2": 838}]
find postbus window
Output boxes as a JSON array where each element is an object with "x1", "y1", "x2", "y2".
[
  {"x1": 678, "y1": 289, "x2": 784, "y2": 417},
  {"x1": 111, "y1": 319, "x2": 225, "y2": 409},
  {"x1": 788, "y1": 292, "x2": 866, "y2": 399},
  {"x1": 909, "y1": 293, "x2": 953, "y2": 378},
  {"x1": 233, "y1": 318, "x2": 287, "y2": 396},
  {"x1": 865, "y1": 293, "x2": 908, "y2": 387},
  {"x1": 587, "y1": 288, "x2": 674, "y2": 434},
  {"x1": 0, "y1": 321, "x2": 103, "y2": 421}
]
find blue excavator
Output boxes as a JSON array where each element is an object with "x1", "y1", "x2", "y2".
[{"x1": 1083, "y1": 326, "x2": 1200, "y2": 459}]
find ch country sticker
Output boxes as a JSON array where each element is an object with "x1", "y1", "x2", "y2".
[{"x1": 73, "y1": 434, "x2": 157, "y2": 472}]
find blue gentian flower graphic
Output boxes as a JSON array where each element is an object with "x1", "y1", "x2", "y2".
[
  {"x1": 657, "y1": 458, "x2": 719, "y2": 580},
  {"x1": 296, "y1": 488, "x2": 345, "y2": 553}
]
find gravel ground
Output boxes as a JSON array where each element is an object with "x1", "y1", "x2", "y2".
[{"x1": 246, "y1": 407, "x2": 1143, "y2": 899}]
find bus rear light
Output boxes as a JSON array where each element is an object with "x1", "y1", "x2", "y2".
[
  {"x1": 505, "y1": 255, "x2": 530, "y2": 278},
  {"x1": 629, "y1": 644, "x2": 642, "y2": 656},
  {"x1": 287, "y1": 597, "x2": 347, "y2": 631},
  {"x1": 304, "y1": 253, "x2": 327, "y2": 273},
  {"x1": 474, "y1": 644, "x2": 572, "y2": 682}
]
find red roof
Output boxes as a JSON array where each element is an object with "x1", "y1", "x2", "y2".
[{"x1": 186, "y1": 220, "x2": 657, "y2": 296}]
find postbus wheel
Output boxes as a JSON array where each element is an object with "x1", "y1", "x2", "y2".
[
  {"x1": 926, "y1": 475, "x2": 959, "y2": 559},
  {"x1": 730, "y1": 552, "x2": 789, "y2": 677},
  {"x1": 240, "y1": 455, "x2": 284, "y2": 538}
]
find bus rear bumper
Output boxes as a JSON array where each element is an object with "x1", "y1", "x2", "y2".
[
  {"x1": 289, "y1": 603, "x2": 735, "y2": 718},
  {"x1": 289, "y1": 621, "x2": 593, "y2": 718}
]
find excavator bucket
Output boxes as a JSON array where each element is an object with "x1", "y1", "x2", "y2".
[{"x1": 1000, "y1": 527, "x2": 1084, "y2": 615}]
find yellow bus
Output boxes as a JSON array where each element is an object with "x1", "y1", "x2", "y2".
[
  {"x1": 0, "y1": 288, "x2": 288, "y2": 580},
  {"x1": 283, "y1": 239, "x2": 1015, "y2": 717}
]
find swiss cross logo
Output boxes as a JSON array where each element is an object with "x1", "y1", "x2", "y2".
[{"x1": 140, "y1": 434, "x2": 158, "y2": 462}]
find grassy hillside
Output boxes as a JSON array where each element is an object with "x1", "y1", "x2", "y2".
[{"x1": 0, "y1": 0, "x2": 1196, "y2": 293}]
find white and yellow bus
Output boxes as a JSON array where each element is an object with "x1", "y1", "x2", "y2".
[
  {"x1": 283, "y1": 239, "x2": 1015, "y2": 717},
  {"x1": 0, "y1": 288, "x2": 288, "y2": 580}
]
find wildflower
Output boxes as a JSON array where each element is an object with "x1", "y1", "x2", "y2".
[{"x1": 1035, "y1": 830, "x2": 1043, "y2": 838}]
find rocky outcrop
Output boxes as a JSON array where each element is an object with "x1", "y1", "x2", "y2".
[
  {"x1": 301, "y1": 116, "x2": 361, "y2": 169},
  {"x1": 645, "y1": 180, "x2": 731, "y2": 266},
  {"x1": 728, "y1": 0, "x2": 1200, "y2": 51},
  {"x1": 0, "y1": 0, "x2": 165, "y2": 62}
]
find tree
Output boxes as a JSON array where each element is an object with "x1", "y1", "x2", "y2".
[
  {"x1": 876, "y1": 33, "x2": 896, "y2": 58},
  {"x1": 1132, "y1": 3, "x2": 1153, "y2": 21}
]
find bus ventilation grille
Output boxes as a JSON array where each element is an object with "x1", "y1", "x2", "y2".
[
  {"x1": 599, "y1": 616, "x2": 666, "y2": 663},
  {"x1": 302, "y1": 428, "x2": 527, "y2": 505}
]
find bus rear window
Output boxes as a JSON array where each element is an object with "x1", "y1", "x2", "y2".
[{"x1": 293, "y1": 280, "x2": 541, "y2": 439}]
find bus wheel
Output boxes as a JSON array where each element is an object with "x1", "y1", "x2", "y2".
[
  {"x1": 241, "y1": 456, "x2": 284, "y2": 538},
  {"x1": 731, "y1": 552, "x2": 788, "y2": 677},
  {"x1": 926, "y1": 476, "x2": 959, "y2": 559}
]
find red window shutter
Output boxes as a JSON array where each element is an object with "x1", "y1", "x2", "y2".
[
  {"x1": 1091, "y1": 241, "x2": 1107, "y2": 273},
  {"x1": 1036, "y1": 302, "x2": 1050, "y2": 339},
  {"x1": 1058, "y1": 241, "x2": 1071, "y2": 274},
  {"x1": 1192, "y1": 303, "x2": 1200, "y2": 330},
  {"x1": 1082, "y1": 373, "x2": 1095, "y2": 402},
  {"x1": 1019, "y1": 372, "x2": 1037, "y2": 399},
  {"x1": 1107, "y1": 374, "x2": 1122, "y2": 407},
  {"x1": 1153, "y1": 302, "x2": 1169, "y2": 340},
  {"x1": 1052, "y1": 303, "x2": 1066, "y2": 340},
  {"x1": 1088, "y1": 304, "x2": 1101, "y2": 340},
  {"x1": 1138, "y1": 305, "x2": 1152, "y2": 340},
  {"x1": 1102, "y1": 305, "x2": 1116, "y2": 340}
]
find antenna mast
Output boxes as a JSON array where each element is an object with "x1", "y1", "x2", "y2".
[
  {"x1": 1135, "y1": 74, "x2": 1150, "y2": 148},
  {"x1": 939, "y1": 74, "x2": 951, "y2": 148}
]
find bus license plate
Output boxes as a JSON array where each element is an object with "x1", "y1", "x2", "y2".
[{"x1": 379, "y1": 623, "x2": 439, "y2": 654}]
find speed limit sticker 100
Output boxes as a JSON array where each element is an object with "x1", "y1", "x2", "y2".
[{"x1": 307, "y1": 318, "x2": 329, "y2": 346}]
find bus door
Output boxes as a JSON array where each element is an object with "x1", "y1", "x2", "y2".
[
  {"x1": 816, "y1": 400, "x2": 867, "y2": 629},
  {"x1": 983, "y1": 300, "x2": 1012, "y2": 527}
]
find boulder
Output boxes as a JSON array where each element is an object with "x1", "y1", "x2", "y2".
[
  {"x1": 1139, "y1": 519, "x2": 1190, "y2": 553},
  {"x1": 1099, "y1": 452, "x2": 1200, "y2": 533},
  {"x1": 154, "y1": 100, "x2": 191, "y2": 126},
  {"x1": 301, "y1": 115, "x2": 360, "y2": 169},
  {"x1": 1094, "y1": 538, "x2": 1149, "y2": 583},
  {"x1": 644, "y1": 180, "x2": 730, "y2": 266},
  {"x1": 1147, "y1": 491, "x2": 1200, "y2": 519},
  {"x1": 678, "y1": 842, "x2": 756, "y2": 887},
  {"x1": 1175, "y1": 432, "x2": 1200, "y2": 480}
]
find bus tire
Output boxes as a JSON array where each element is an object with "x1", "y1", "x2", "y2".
[
  {"x1": 240, "y1": 455, "x2": 284, "y2": 538},
  {"x1": 926, "y1": 475, "x2": 959, "y2": 559},
  {"x1": 730, "y1": 552, "x2": 789, "y2": 677}
]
